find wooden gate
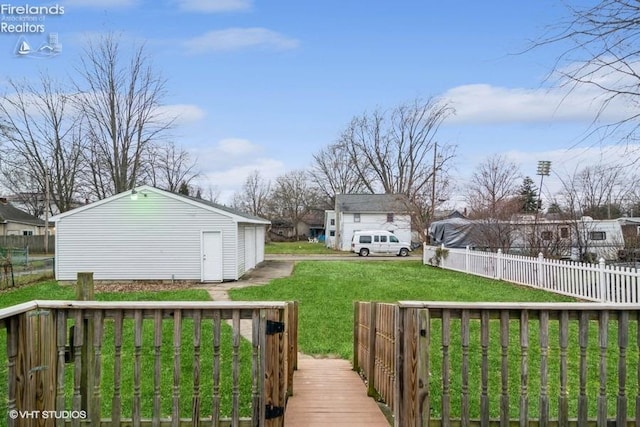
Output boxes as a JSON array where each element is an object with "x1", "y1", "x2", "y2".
[{"x1": 1, "y1": 300, "x2": 298, "y2": 427}]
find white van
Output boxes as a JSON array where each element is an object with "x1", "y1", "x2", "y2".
[{"x1": 351, "y1": 230, "x2": 412, "y2": 257}]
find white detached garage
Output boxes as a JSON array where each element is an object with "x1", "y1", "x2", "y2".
[{"x1": 52, "y1": 185, "x2": 270, "y2": 282}]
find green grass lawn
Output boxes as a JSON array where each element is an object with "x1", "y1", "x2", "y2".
[
  {"x1": 0, "y1": 282, "x2": 253, "y2": 422},
  {"x1": 230, "y1": 261, "x2": 640, "y2": 419},
  {"x1": 264, "y1": 241, "x2": 340, "y2": 254},
  {"x1": 230, "y1": 260, "x2": 574, "y2": 358},
  {"x1": 3, "y1": 263, "x2": 637, "y2": 420}
]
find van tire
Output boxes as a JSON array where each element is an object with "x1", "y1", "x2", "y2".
[
  {"x1": 359, "y1": 248, "x2": 370, "y2": 257},
  {"x1": 399, "y1": 248, "x2": 409, "y2": 257}
]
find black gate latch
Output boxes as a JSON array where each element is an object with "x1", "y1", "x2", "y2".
[
  {"x1": 265, "y1": 404, "x2": 284, "y2": 419},
  {"x1": 266, "y1": 320, "x2": 285, "y2": 335}
]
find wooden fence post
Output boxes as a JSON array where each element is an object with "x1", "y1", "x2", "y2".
[
  {"x1": 353, "y1": 302, "x2": 360, "y2": 372},
  {"x1": 76, "y1": 272, "x2": 94, "y2": 420},
  {"x1": 367, "y1": 302, "x2": 377, "y2": 397}
]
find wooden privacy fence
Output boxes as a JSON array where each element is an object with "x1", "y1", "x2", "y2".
[
  {"x1": 0, "y1": 299, "x2": 298, "y2": 427},
  {"x1": 0, "y1": 236, "x2": 55, "y2": 254},
  {"x1": 355, "y1": 300, "x2": 640, "y2": 427},
  {"x1": 424, "y1": 244, "x2": 640, "y2": 303}
]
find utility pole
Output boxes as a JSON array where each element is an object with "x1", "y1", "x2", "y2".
[
  {"x1": 430, "y1": 141, "x2": 438, "y2": 224},
  {"x1": 44, "y1": 168, "x2": 50, "y2": 254}
]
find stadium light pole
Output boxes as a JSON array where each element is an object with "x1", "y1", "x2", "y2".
[{"x1": 533, "y1": 160, "x2": 552, "y2": 254}]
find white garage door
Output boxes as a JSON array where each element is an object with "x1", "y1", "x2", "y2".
[{"x1": 244, "y1": 226, "x2": 256, "y2": 270}]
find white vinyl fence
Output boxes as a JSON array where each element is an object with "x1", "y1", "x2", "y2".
[{"x1": 423, "y1": 244, "x2": 640, "y2": 303}]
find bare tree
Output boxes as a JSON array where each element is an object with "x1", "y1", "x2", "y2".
[
  {"x1": 268, "y1": 170, "x2": 320, "y2": 240},
  {"x1": 74, "y1": 33, "x2": 173, "y2": 199},
  {"x1": 553, "y1": 161, "x2": 634, "y2": 260},
  {"x1": 198, "y1": 184, "x2": 221, "y2": 203},
  {"x1": 308, "y1": 142, "x2": 368, "y2": 205},
  {"x1": 0, "y1": 75, "x2": 84, "y2": 214},
  {"x1": 466, "y1": 154, "x2": 521, "y2": 218},
  {"x1": 231, "y1": 170, "x2": 271, "y2": 217},
  {"x1": 556, "y1": 160, "x2": 635, "y2": 219},
  {"x1": 145, "y1": 141, "x2": 199, "y2": 192},
  {"x1": 465, "y1": 154, "x2": 522, "y2": 251},
  {"x1": 338, "y1": 98, "x2": 455, "y2": 242},
  {"x1": 342, "y1": 98, "x2": 455, "y2": 203},
  {"x1": 575, "y1": 163, "x2": 633, "y2": 219},
  {"x1": 540, "y1": 0, "x2": 640, "y2": 146}
]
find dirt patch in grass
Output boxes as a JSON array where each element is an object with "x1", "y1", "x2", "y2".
[{"x1": 92, "y1": 280, "x2": 202, "y2": 293}]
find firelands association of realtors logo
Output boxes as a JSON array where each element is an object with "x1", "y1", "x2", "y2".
[{"x1": 1, "y1": 3, "x2": 64, "y2": 58}]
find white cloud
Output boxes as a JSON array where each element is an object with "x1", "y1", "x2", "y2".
[
  {"x1": 189, "y1": 138, "x2": 284, "y2": 204},
  {"x1": 199, "y1": 158, "x2": 284, "y2": 204},
  {"x1": 216, "y1": 138, "x2": 261, "y2": 156},
  {"x1": 443, "y1": 83, "x2": 636, "y2": 125},
  {"x1": 191, "y1": 138, "x2": 263, "y2": 164},
  {"x1": 183, "y1": 28, "x2": 300, "y2": 54},
  {"x1": 176, "y1": 0, "x2": 252, "y2": 12},
  {"x1": 155, "y1": 104, "x2": 206, "y2": 125}
]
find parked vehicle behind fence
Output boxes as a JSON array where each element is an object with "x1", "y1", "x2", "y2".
[{"x1": 351, "y1": 230, "x2": 412, "y2": 257}]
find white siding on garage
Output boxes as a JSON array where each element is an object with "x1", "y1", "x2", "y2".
[
  {"x1": 256, "y1": 226, "x2": 265, "y2": 263},
  {"x1": 55, "y1": 191, "x2": 238, "y2": 281}
]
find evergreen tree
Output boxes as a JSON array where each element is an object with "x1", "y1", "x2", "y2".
[
  {"x1": 178, "y1": 181, "x2": 190, "y2": 196},
  {"x1": 519, "y1": 176, "x2": 538, "y2": 213}
]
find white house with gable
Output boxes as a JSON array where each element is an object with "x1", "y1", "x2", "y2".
[
  {"x1": 325, "y1": 193, "x2": 412, "y2": 251},
  {"x1": 51, "y1": 185, "x2": 270, "y2": 282}
]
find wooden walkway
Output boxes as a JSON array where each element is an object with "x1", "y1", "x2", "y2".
[{"x1": 284, "y1": 356, "x2": 391, "y2": 427}]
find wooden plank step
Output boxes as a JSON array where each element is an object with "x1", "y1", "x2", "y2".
[{"x1": 284, "y1": 356, "x2": 390, "y2": 427}]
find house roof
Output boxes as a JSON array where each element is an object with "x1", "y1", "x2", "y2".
[
  {"x1": 0, "y1": 201, "x2": 47, "y2": 227},
  {"x1": 51, "y1": 185, "x2": 270, "y2": 225},
  {"x1": 180, "y1": 193, "x2": 270, "y2": 224},
  {"x1": 335, "y1": 193, "x2": 410, "y2": 213}
]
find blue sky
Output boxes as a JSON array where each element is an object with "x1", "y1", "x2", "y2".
[{"x1": 1, "y1": 0, "x2": 636, "y2": 205}]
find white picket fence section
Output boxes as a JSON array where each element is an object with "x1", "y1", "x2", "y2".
[{"x1": 423, "y1": 244, "x2": 640, "y2": 303}]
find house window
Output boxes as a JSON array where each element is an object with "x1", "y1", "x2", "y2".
[
  {"x1": 560, "y1": 227, "x2": 569, "y2": 239},
  {"x1": 330, "y1": 219, "x2": 335, "y2": 226},
  {"x1": 354, "y1": 213, "x2": 360, "y2": 223},
  {"x1": 387, "y1": 213, "x2": 394, "y2": 223},
  {"x1": 329, "y1": 231, "x2": 335, "y2": 237},
  {"x1": 22, "y1": 230, "x2": 33, "y2": 236},
  {"x1": 637, "y1": 226, "x2": 640, "y2": 236},
  {"x1": 589, "y1": 231, "x2": 606, "y2": 241},
  {"x1": 541, "y1": 231, "x2": 553, "y2": 241}
]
